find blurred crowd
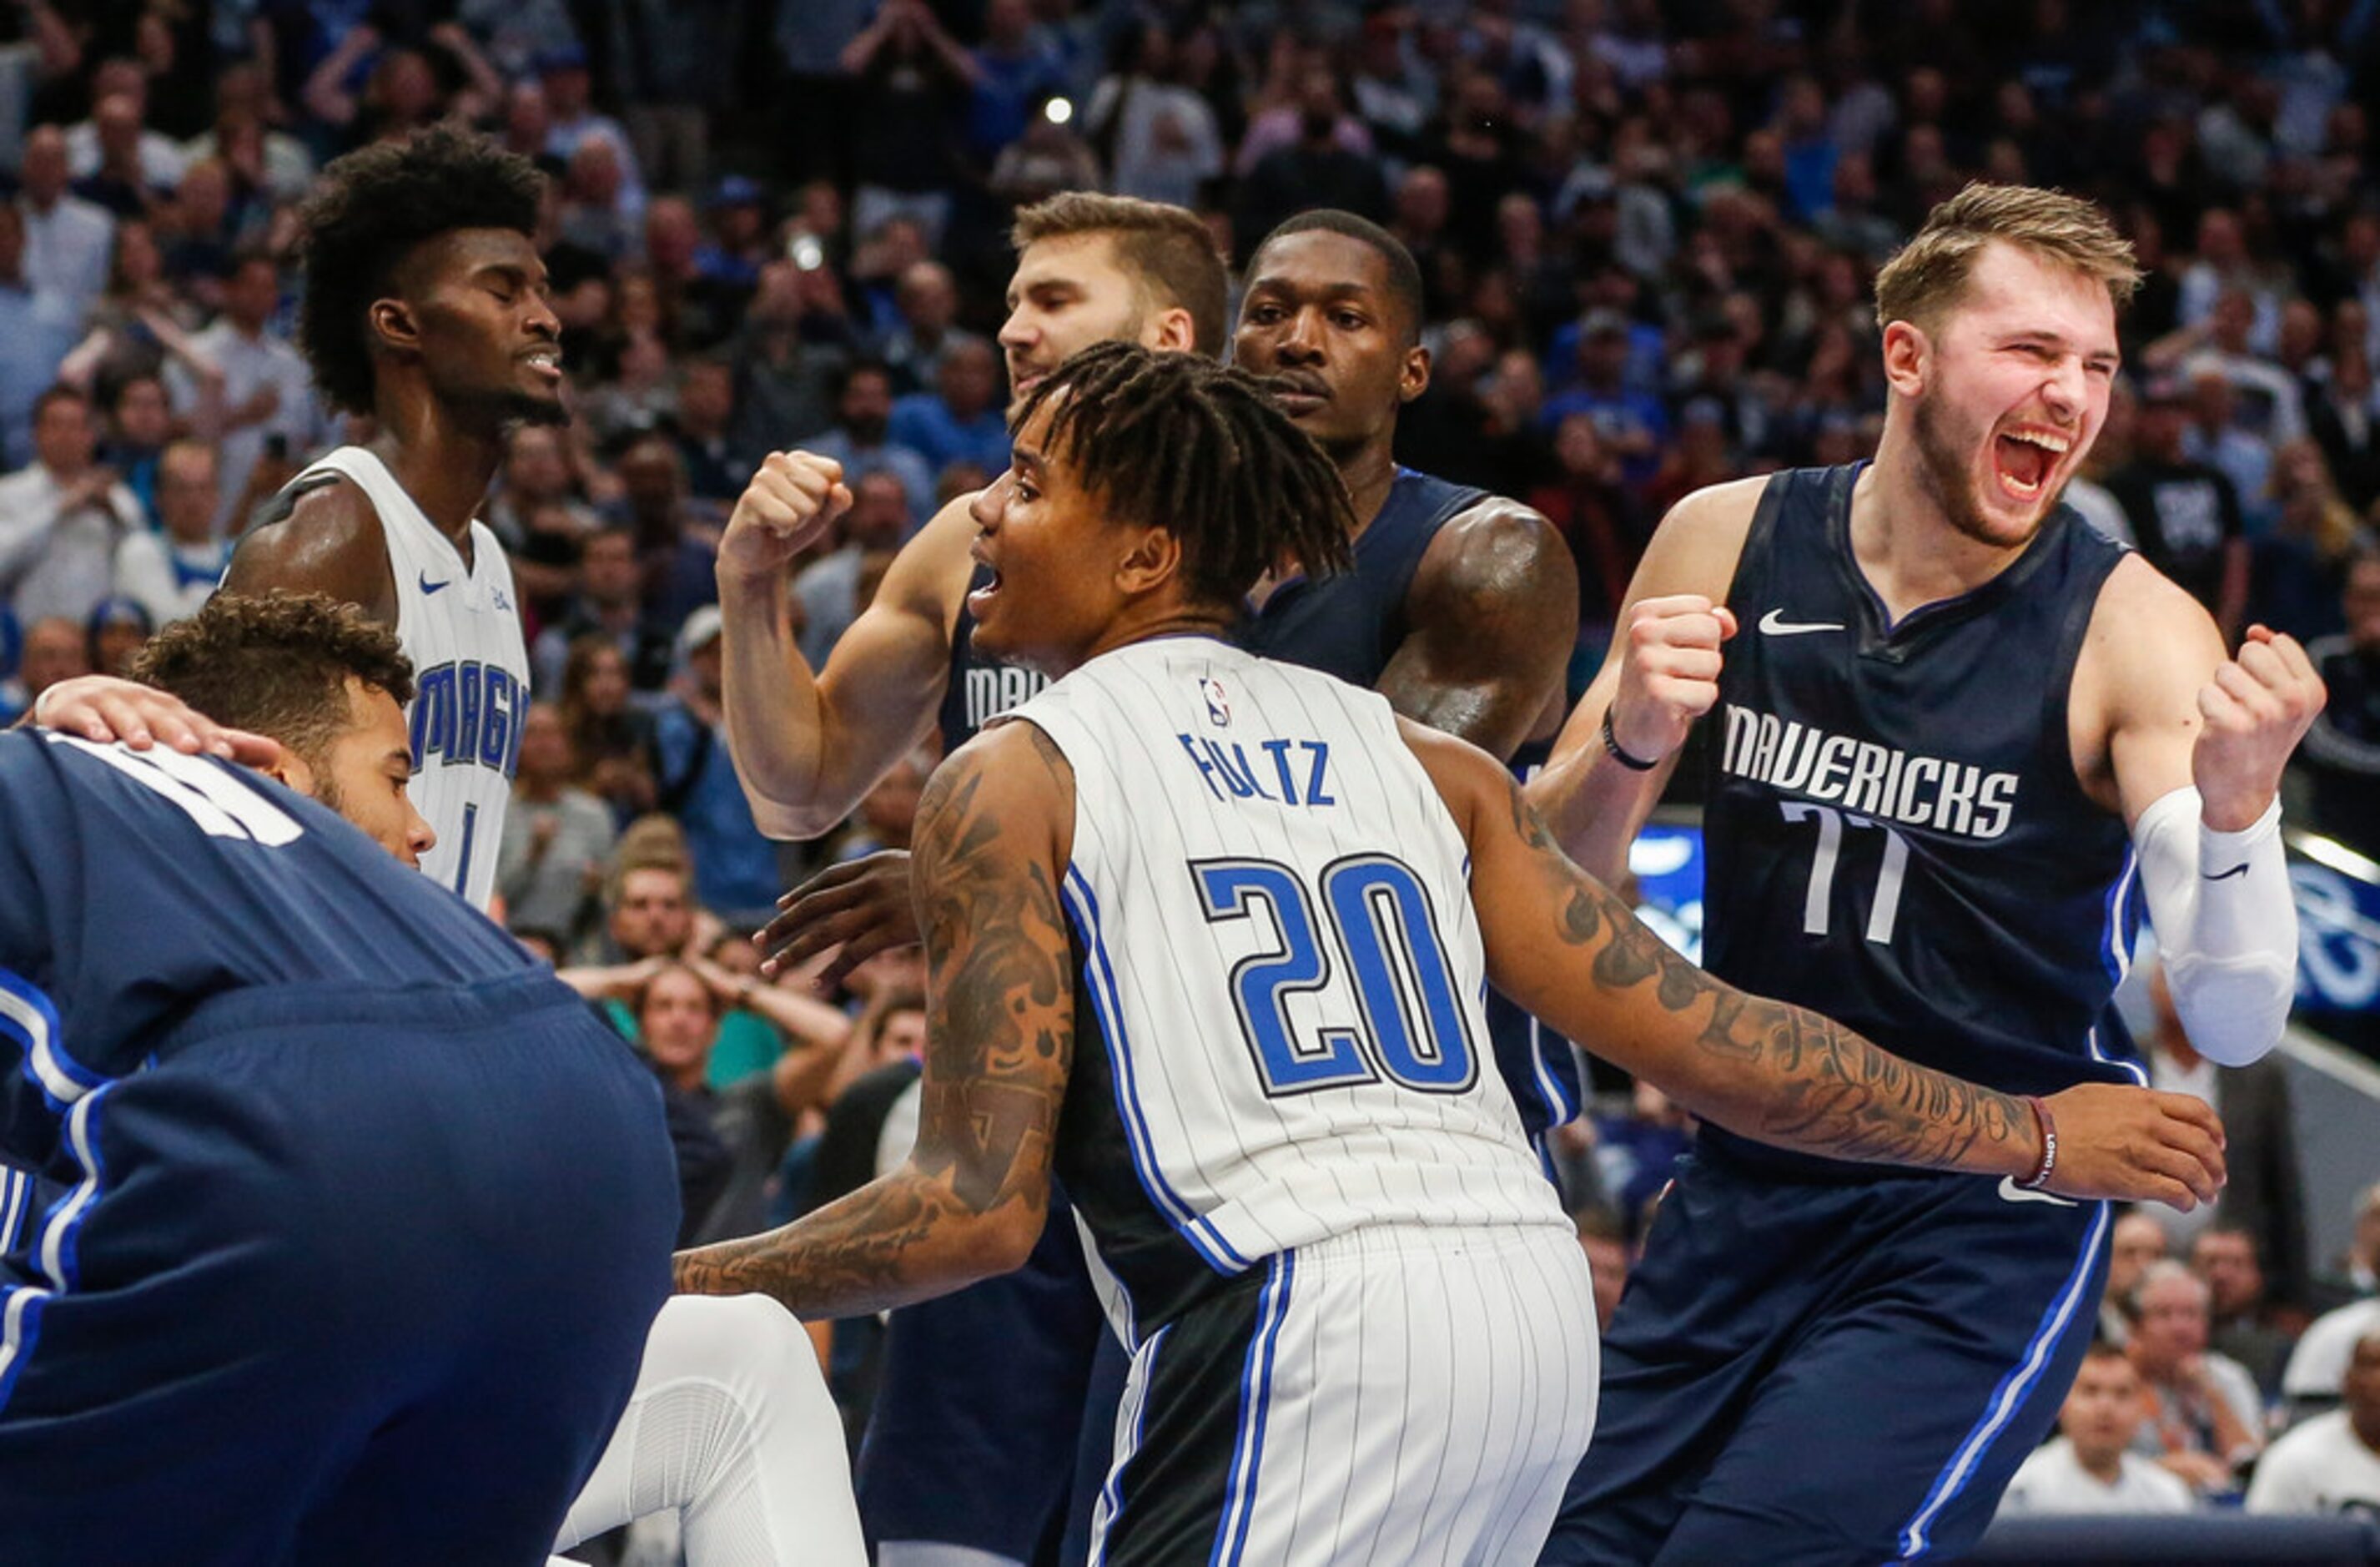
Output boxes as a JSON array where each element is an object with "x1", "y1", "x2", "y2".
[{"x1": 5, "y1": 0, "x2": 2380, "y2": 1516}]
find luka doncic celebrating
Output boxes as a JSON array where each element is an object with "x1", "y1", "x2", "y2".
[{"x1": 1529, "y1": 184, "x2": 2322, "y2": 1565}]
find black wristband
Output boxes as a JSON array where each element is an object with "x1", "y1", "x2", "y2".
[{"x1": 1600, "y1": 708, "x2": 1660, "y2": 773}]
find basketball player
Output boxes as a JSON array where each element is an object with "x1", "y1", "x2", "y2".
[
  {"x1": 0, "y1": 592, "x2": 677, "y2": 1564},
  {"x1": 1230, "y1": 209, "x2": 1583, "y2": 1143},
  {"x1": 117, "y1": 592, "x2": 868, "y2": 1567},
  {"x1": 720, "y1": 190, "x2": 1226, "y2": 1565},
  {"x1": 673, "y1": 342, "x2": 2228, "y2": 1564},
  {"x1": 214, "y1": 124, "x2": 551, "y2": 909},
  {"x1": 1525, "y1": 184, "x2": 2325, "y2": 1564}
]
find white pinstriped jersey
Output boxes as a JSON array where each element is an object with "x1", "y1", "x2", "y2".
[
  {"x1": 294, "y1": 447, "x2": 528, "y2": 909},
  {"x1": 1011, "y1": 637, "x2": 1567, "y2": 1306}
]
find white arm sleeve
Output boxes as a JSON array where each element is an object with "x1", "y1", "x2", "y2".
[{"x1": 2131, "y1": 786, "x2": 2299, "y2": 1067}]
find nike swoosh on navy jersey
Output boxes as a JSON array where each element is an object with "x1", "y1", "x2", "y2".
[
  {"x1": 2204, "y1": 863, "x2": 2250, "y2": 881},
  {"x1": 1996, "y1": 1176, "x2": 2078, "y2": 1208},
  {"x1": 419, "y1": 572, "x2": 451, "y2": 595},
  {"x1": 1756, "y1": 609, "x2": 1845, "y2": 636}
]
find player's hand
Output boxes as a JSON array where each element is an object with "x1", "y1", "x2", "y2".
[
  {"x1": 719, "y1": 451, "x2": 852, "y2": 581},
  {"x1": 2035, "y1": 1084, "x2": 2227, "y2": 1211},
  {"x1": 757, "y1": 849, "x2": 918, "y2": 990},
  {"x1": 28, "y1": 675, "x2": 283, "y2": 765},
  {"x1": 1605, "y1": 594, "x2": 1738, "y2": 764},
  {"x1": 2192, "y1": 624, "x2": 2326, "y2": 831}
]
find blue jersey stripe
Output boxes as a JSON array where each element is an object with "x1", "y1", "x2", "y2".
[
  {"x1": 1211, "y1": 1252, "x2": 1296, "y2": 1566},
  {"x1": 1894, "y1": 1197, "x2": 2111, "y2": 1556},
  {"x1": 1063, "y1": 868, "x2": 1245, "y2": 1274}
]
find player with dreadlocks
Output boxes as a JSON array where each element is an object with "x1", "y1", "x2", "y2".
[{"x1": 673, "y1": 340, "x2": 2223, "y2": 1564}]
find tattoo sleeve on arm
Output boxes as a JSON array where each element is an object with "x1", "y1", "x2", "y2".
[
  {"x1": 1501, "y1": 778, "x2": 2029, "y2": 1171},
  {"x1": 672, "y1": 727, "x2": 1077, "y2": 1317}
]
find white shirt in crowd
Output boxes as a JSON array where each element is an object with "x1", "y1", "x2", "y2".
[
  {"x1": 2286, "y1": 1299, "x2": 2380, "y2": 1403},
  {"x1": 18, "y1": 193, "x2": 113, "y2": 315},
  {"x1": 166, "y1": 321, "x2": 317, "y2": 532},
  {"x1": 1998, "y1": 1437, "x2": 2197, "y2": 1518},
  {"x1": 2246, "y1": 1411, "x2": 2380, "y2": 1515},
  {"x1": 0, "y1": 461, "x2": 141, "y2": 625},
  {"x1": 113, "y1": 529, "x2": 233, "y2": 627}
]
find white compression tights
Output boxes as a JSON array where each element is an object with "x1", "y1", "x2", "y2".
[{"x1": 551, "y1": 1292, "x2": 866, "y2": 1566}]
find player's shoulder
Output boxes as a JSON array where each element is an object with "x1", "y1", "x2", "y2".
[
  {"x1": 1638, "y1": 473, "x2": 1771, "y2": 598},
  {"x1": 925, "y1": 714, "x2": 1077, "y2": 858},
  {"x1": 2080, "y1": 550, "x2": 2226, "y2": 688},
  {"x1": 222, "y1": 470, "x2": 396, "y2": 622},
  {"x1": 1391, "y1": 711, "x2": 1509, "y2": 821}
]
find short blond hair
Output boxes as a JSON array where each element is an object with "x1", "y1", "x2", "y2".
[{"x1": 1874, "y1": 183, "x2": 2139, "y2": 335}]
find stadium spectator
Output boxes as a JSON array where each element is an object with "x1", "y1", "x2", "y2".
[
  {"x1": 2314, "y1": 1183, "x2": 2380, "y2": 1311},
  {"x1": 1998, "y1": 1343, "x2": 2197, "y2": 1517},
  {"x1": 83, "y1": 593, "x2": 148, "y2": 677},
  {"x1": 2126, "y1": 1261, "x2": 2267, "y2": 1497},
  {"x1": 10, "y1": 615, "x2": 88, "y2": 718},
  {"x1": 1235, "y1": 63, "x2": 1388, "y2": 251},
  {"x1": 557, "y1": 632, "x2": 660, "y2": 823},
  {"x1": 865, "y1": 262, "x2": 954, "y2": 397},
  {"x1": 2104, "y1": 375, "x2": 2250, "y2": 642},
  {"x1": 607, "y1": 431, "x2": 718, "y2": 633},
  {"x1": 112, "y1": 438, "x2": 230, "y2": 627},
  {"x1": 2192, "y1": 1226, "x2": 2302, "y2": 1402},
  {"x1": 670, "y1": 356, "x2": 742, "y2": 504},
  {"x1": 168, "y1": 251, "x2": 312, "y2": 532},
  {"x1": 841, "y1": 0, "x2": 973, "y2": 249},
  {"x1": 497, "y1": 701, "x2": 618, "y2": 951},
  {"x1": 2103, "y1": 1211, "x2": 2173, "y2": 1348},
  {"x1": 887, "y1": 334, "x2": 1009, "y2": 481},
  {"x1": 2296, "y1": 549, "x2": 2380, "y2": 859},
  {"x1": 1085, "y1": 21, "x2": 1225, "y2": 211},
  {"x1": 0, "y1": 385, "x2": 139, "y2": 626},
  {"x1": 793, "y1": 470, "x2": 912, "y2": 671},
  {"x1": 2247, "y1": 1330, "x2": 2380, "y2": 1514},
  {"x1": 650, "y1": 606, "x2": 788, "y2": 926},
  {"x1": 805, "y1": 359, "x2": 935, "y2": 519},
  {"x1": 16, "y1": 122, "x2": 113, "y2": 315}
]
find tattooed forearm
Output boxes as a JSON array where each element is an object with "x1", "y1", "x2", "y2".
[
  {"x1": 1698, "y1": 996, "x2": 2031, "y2": 1170},
  {"x1": 674, "y1": 728, "x2": 1076, "y2": 1318},
  {"x1": 1501, "y1": 777, "x2": 2033, "y2": 1175}
]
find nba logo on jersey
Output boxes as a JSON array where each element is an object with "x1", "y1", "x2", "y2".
[{"x1": 1201, "y1": 677, "x2": 1230, "y2": 727}]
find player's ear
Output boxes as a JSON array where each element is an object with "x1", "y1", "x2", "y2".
[
  {"x1": 1115, "y1": 522, "x2": 1181, "y2": 597},
  {"x1": 369, "y1": 296, "x2": 420, "y2": 356},
  {"x1": 1142, "y1": 305, "x2": 1197, "y2": 355},
  {"x1": 1881, "y1": 319, "x2": 1928, "y2": 398},
  {"x1": 256, "y1": 743, "x2": 314, "y2": 799},
  {"x1": 1398, "y1": 340, "x2": 1431, "y2": 405}
]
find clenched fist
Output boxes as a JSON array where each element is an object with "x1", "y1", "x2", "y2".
[
  {"x1": 719, "y1": 451, "x2": 853, "y2": 580},
  {"x1": 2193, "y1": 624, "x2": 2326, "y2": 831},
  {"x1": 1606, "y1": 594, "x2": 1739, "y2": 765}
]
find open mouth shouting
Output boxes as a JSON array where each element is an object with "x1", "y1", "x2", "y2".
[{"x1": 1990, "y1": 424, "x2": 2072, "y2": 504}]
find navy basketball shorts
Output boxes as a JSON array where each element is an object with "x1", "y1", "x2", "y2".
[
  {"x1": 0, "y1": 972, "x2": 678, "y2": 1567},
  {"x1": 1092, "y1": 1222, "x2": 1598, "y2": 1567},
  {"x1": 1540, "y1": 1143, "x2": 2110, "y2": 1566},
  {"x1": 860, "y1": 1191, "x2": 1108, "y2": 1564}
]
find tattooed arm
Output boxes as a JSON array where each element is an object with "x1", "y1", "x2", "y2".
[
  {"x1": 1400, "y1": 720, "x2": 2229, "y2": 1208},
  {"x1": 673, "y1": 720, "x2": 1078, "y2": 1315}
]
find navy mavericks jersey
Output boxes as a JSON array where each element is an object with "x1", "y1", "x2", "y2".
[
  {"x1": 1702, "y1": 464, "x2": 2141, "y2": 1172},
  {"x1": 1240, "y1": 466, "x2": 1482, "y2": 686},
  {"x1": 0, "y1": 731, "x2": 544, "y2": 1181},
  {"x1": 939, "y1": 567, "x2": 1048, "y2": 753},
  {"x1": 1243, "y1": 467, "x2": 1583, "y2": 1140}
]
